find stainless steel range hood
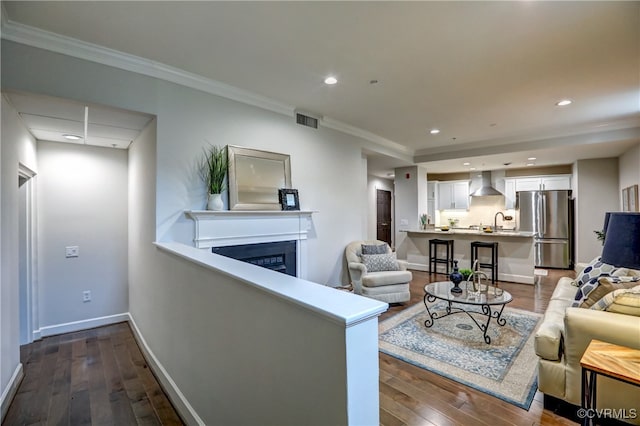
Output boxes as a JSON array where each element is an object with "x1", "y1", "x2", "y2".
[{"x1": 470, "y1": 171, "x2": 503, "y2": 197}]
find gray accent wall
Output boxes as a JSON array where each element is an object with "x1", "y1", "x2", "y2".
[{"x1": 573, "y1": 158, "x2": 619, "y2": 263}]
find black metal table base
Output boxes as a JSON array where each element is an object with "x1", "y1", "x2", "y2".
[{"x1": 423, "y1": 293, "x2": 508, "y2": 344}]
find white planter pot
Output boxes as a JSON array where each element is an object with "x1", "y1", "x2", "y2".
[{"x1": 207, "y1": 193, "x2": 224, "y2": 211}]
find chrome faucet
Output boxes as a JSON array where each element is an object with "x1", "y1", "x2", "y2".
[
  {"x1": 494, "y1": 211, "x2": 505, "y2": 229},
  {"x1": 494, "y1": 211, "x2": 514, "y2": 230}
]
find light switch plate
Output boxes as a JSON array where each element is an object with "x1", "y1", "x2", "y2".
[{"x1": 65, "y1": 246, "x2": 79, "y2": 258}]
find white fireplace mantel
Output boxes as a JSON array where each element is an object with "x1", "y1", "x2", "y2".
[{"x1": 185, "y1": 210, "x2": 316, "y2": 279}]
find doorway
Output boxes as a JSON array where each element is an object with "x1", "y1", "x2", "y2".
[
  {"x1": 376, "y1": 189, "x2": 392, "y2": 246},
  {"x1": 18, "y1": 164, "x2": 37, "y2": 345}
]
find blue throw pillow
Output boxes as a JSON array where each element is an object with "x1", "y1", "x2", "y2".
[{"x1": 572, "y1": 256, "x2": 617, "y2": 307}]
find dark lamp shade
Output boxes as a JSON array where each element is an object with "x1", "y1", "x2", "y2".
[{"x1": 600, "y1": 212, "x2": 640, "y2": 270}]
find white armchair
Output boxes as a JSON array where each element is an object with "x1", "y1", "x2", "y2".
[{"x1": 345, "y1": 240, "x2": 411, "y2": 303}]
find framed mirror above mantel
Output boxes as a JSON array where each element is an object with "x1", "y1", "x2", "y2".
[{"x1": 227, "y1": 145, "x2": 292, "y2": 211}]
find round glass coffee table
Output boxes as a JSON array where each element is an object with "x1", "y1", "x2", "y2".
[{"x1": 423, "y1": 281, "x2": 513, "y2": 344}]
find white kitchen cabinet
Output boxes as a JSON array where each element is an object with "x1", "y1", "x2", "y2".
[
  {"x1": 438, "y1": 181, "x2": 469, "y2": 210},
  {"x1": 513, "y1": 175, "x2": 572, "y2": 192},
  {"x1": 506, "y1": 175, "x2": 572, "y2": 208},
  {"x1": 514, "y1": 178, "x2": 542, "y2": 192},
  {"x1": 504, "y1": 178, "x2": 516, "y2": 209},
  {"x1": 540, "y1": 175, "x2": 571, "y2": 190},
  {"x1": 427, "y1": 181, "x2": 437, "y2": 221}
]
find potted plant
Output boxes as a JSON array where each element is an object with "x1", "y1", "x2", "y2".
[
  {"x1": 199, "y1": 144, "x2": 228, "y2": 210},
  {"x1": 419, "y1": 214, "x2": 428, "y2": 230},
  {"x1": 459, "y1": 268, "x2": 473, "y2": 280}
]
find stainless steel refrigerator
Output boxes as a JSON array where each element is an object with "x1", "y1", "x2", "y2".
[{"x1": 516, "y1": 190, "x2": 573, "y2": 269}]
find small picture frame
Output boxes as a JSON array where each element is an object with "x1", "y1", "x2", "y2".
[
  {"x1": 279, "y1": 188, "x2": 300, "y2": 211},
  {"x1": 623, "y1": 184, "x2": 639, "y2": 212}
]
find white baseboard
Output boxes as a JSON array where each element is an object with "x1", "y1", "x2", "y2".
[
  {"x1": 407, "y1": 262, "x2": 428, "y2": 271},
  {"x1": 36, "y1": 313, "x2": 129, "y2": 338},
  {"x1": 499, "y1": 273, "x2": 534, "y2": 285},
  {"x1": 126, "y1": 314, "x2": 204, "y2": 426},
  {"x1": 1, "y1": 363, "x2": 24, "y2": 422}
]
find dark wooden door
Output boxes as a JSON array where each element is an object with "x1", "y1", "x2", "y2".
[{"x1": 376, "y1": 189, "x2": 392, "y2": 246}]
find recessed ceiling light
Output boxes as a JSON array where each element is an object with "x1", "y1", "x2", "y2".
[
  {"x1": 527, "y1": 157, "x2": 537, "y2": 161},
  {"x1": 555, "y1": 99, "x2": 572, "y2": 106},
  {"x1": 469, "y1": 167, "x2": 476, "y2": 171},
  {"x1": 526, "y1": 162, "x2": 535, "y2": 166},
  {"x1": 430, "y1": 129, "x2": 440, "y2": 135},
  {"x1": 63, "y1": 134, "x2": 82, "y2": 140},
  {"x1": 324, "y1": 76, "x2": 337, "y2": 85},
  {"x1": 463, "y1": 162, "x2": 471, "y2": 166}
]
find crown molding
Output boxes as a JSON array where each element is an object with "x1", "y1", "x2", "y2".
[
  {"x1": 413, "y1": 126, "x2": 640, "y2": 163},
  {"x1": 321, "y1": 116, "x2": 414, "y2": 158},
  {"x1": 1, "y1": 17, "x2": 413, "y2": 158},
  {"x1": 1, "y1": 18, "x2": 294, "y2": 116}
]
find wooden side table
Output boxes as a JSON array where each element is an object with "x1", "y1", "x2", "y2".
[{"x1": 580, "y1": 339, "x2": 640, "y2": 426}]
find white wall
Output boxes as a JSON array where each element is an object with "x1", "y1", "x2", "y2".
[
  {"x1": 129, "y1": 113, "x2": 381, "y2": 426},
  {"x1": 3, "y1": 40, "x2": 386, "y2": 423},
  {"x1": 36, "y1": 141, "x2": 128, "y2": 331},
  {"x1": 619, "y1": 142, "x2": 640, "y2": 208},
  {"x1": 1, "y1": 40, "x2": 376, "y2": 287},
  {"x1": 393, "y1": 166, "x2": 428, "y2": 258},
  {"x1": 1, "y1": 94, "x2": 37, "y2": 416},
  {"x1": 574, "y1": 158, "x2": 619, "y2": 263},
  {"x1": 366, "y1": 175, "x2": 394, "y2": 244}
]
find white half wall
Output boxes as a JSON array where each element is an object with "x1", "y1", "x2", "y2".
[
  {"x1": 36, "y1": 141, "x2": 128, "y2": 330},
  {"x1": 573, "y1": 158, "x2": 619, "y2": 263},
  {"x1": 129, "y1": 120, "x2": 385, "y2": 424},
  {"x1": 1, "y1": 94, "x2": 37, "y2": 418}
]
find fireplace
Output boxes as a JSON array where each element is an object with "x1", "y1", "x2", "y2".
[
  {"x1": 185, "y1": 210, "x2": 314, "y2": 279},
  {"x1": 212, "y1": 241, "x2": 297, "y2": 277}
]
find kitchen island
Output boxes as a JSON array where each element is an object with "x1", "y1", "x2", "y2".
[{"x1": 401, "y1": 229, "x2": 535, "y2": 284}]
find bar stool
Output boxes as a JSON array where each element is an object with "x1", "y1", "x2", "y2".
[
  {"x1": 471, "y1": 241, "x2": 499, "y2": 284},
  {"x1": 429, "y1": 239, "x2": 454, "y2": 275}
]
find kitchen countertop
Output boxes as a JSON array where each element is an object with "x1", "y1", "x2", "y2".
[
  {"x1": 403, "y1": 228, "x2": 534, "y2": 238},
  {"x1": 400, "y1": 228, "x2": 536, "y2": 284}
]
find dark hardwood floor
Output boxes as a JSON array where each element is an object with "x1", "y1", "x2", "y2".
[
  {"x1": 4, "y1": 270, "x2": 576, "y2": 426},
  {"x1": 3, "y1": 322, "x2": 183, "y2": 426},
  {"x1": 379, "y1": 268, "x2": 578, "y2": 426}
]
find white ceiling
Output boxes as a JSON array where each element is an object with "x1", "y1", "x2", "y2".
[
  {"x1": 5, "y1": 91, "x2": 153, "y2": 149},
  {"x1": 2, "y1": 1, "x2": 639, "y2": 174}
]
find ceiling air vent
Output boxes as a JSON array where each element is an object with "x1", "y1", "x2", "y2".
[{"x1": 296, "y1": 111, "x2": 318, "y2": 129}]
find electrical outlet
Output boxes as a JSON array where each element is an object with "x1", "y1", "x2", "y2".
[
  {"x1": 83, "y1": 290, "x2": 91, "y2": 302},
  {"x1": 66, "y1": 246, "x2": 79, "y2": 258}
]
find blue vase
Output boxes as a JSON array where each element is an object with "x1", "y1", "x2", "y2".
[{"x1": 449, "y1": 260, "x2": 463, "y2": 294}]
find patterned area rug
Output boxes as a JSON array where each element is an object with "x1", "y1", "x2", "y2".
[{"x1": 379, "y1": 301, "x2": 542, "y2": 409}]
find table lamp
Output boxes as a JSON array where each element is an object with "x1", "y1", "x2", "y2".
[{"x1": 600, "y1": 212, "x2": 640, "y2": 269}]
